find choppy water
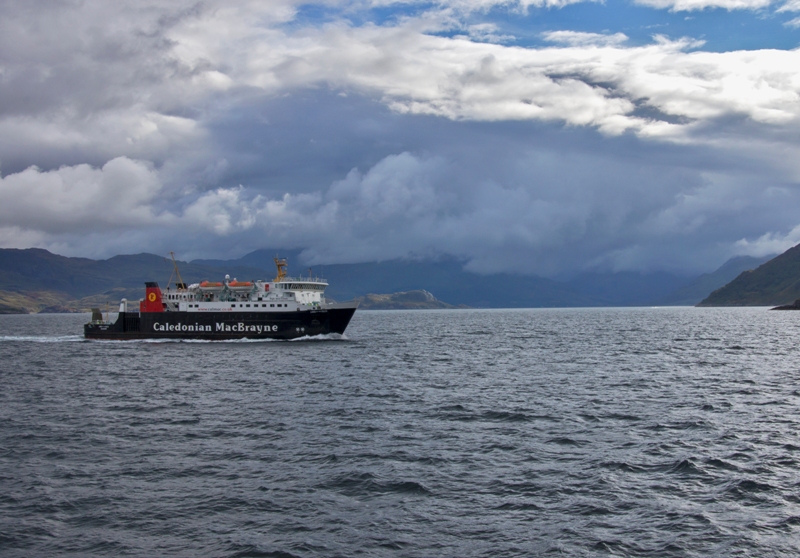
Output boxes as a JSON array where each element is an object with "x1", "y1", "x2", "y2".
[{"x1": 1, "y1": 308, "x2": 800, "y2": 557}]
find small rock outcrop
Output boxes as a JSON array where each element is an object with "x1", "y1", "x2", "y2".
[
  {"x1": 771, "y1": 299, "x2": 800, "y2": 310},
  {"x1": 353, "y1": 290, "x2": 463, "y2": 310}
]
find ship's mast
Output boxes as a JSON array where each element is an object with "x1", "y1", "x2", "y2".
[
  {"x1": 274, "y1": 257, "x2": 288, "y2": 282},
  {"x1": 167, "y1": 251, "x2": 186, "y2": 290}
]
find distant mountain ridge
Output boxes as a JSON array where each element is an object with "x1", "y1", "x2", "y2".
[
  {"x1": 698, "y1": 244, "x2": 800, "y2": 306},
  {"x1": 656, "y1": 255, "x2": 773, "y2": 306},
  {"x1": 192, "y1": 250, "x2": 757, "y2": 308},
  {"x1": 0, "y1": 247, "x2": 779, "y2": 312},
  {"x1": 0, "y1": 248, "x2": 267, "y2": 298},
  {"x1": 0, "y1": 248, "x2": 268, "y2": 312}
]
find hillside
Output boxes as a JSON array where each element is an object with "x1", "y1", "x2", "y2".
[
  {"x1": 655, "y1": 255, "x2": 773, "y2": 306},
  {"x1": 698, "y1": 244, "x2": 800, "y2": 306},
  {"x1": 0, "y1": 249, "x2": 268, "y2": 313}
]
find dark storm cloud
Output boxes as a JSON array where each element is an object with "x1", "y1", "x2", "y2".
[{"x1": 126, "y1": 90, "x2": 797, "y2": 274}]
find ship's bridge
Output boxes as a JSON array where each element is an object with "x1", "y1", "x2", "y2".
[{"x1": 275, "y1": 276, "x2": 328, "y2": 304}]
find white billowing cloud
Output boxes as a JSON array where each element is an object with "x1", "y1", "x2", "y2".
[
  {"x1": 457, "y1": 23, "x2": 516, "y2": 43},
  {"x1": 543, "y1": 31, "x2": 629, "y2": 47},
  {"x1": 734, "y1": 224, "x2": 800, "y2": 256},
  {"x1": 178, "y1": 153, "x2": 447, "y2": 258},
  {"x1": 3, "y1": 0, "x2": 799, "y2": 169},
  {"x1": 168, "y1": 19, "x2": 800, "y2": 141},
  {"x1": 0, "y1": 111, "x2": 203, "y2": 171},
  {"x1": 634, "y1": 0, "x2": 772, "y2": 10},
  {"x1": 0, "y1": 157, "x2": 171, "y2": 234},
  {"x1": 369, "y1": 0, "x2": 776, "y2": 10},
  {"x1": 777, "y1": 0, "x2": 800, "y2": 9},
  {"x1": 368, "y1": 0, "x2": 592, "y2": 10}
]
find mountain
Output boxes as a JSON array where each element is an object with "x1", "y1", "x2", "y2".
[
  {"x1": 193, "y1": 253, "x2": 602, "y2": 308},
  {"x1": 0, "y1": 249, "x2": 268, "y2": 298},
  {"x1": 195, "y1": 252, "x2": 706, "y2": 307},
  {"x1": 3, "y1": 246, "x2": 775, "y2": 312},
  {"x1": 0, "y1": 248, "x2": 268, "y2": 312},
  {"x1": 654, "y1": 255, "x2": 773, "y2": 306},
  {"x1": 698, "y1": 244, "x2": 800, "y2": 306}
]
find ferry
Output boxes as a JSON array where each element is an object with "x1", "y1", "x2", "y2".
[{"x1": 84, "y1": 257, "x2": 357, "y2": 340}]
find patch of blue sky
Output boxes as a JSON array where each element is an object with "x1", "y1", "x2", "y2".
[
  {"x1": 287, "y1": 2, "x2": 434, "y2": 29},
  {"x1": 466, "y1": 0, "x2": 800, "y2": 52},
  {"x1": 286, "y1": 1, "x2": 800, "y2": 52},
  {"x1": 446, "y1": 2, "x2": 800, "y2": 52}
]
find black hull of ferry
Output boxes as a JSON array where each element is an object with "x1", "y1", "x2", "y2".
[{"x1": 84, "y1": 307, "x2": 357, "y2": 340}]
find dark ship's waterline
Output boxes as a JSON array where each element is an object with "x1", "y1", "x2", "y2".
[
  {"x1": 84, "y1": 257, "x2": 357, "y2": 340},
  {"x1": 84, "y1": 307, "x2": 357, "y2": 340}
]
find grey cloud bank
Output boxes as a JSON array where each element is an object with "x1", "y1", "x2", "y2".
[{"x1": 1, "y1": 0, "x2": 798, "y2": 276}]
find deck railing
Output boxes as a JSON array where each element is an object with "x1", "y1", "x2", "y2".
[{"x1": 279, "y1": 276, "x2": 328, "y2": 284}]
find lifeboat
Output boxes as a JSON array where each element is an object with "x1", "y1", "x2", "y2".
[
  {"x1": 199, "y1": 281, "x2": 224, "y2": 292},
  {"x1": 227, "y1": 280, "x2": 254, "y2": 291}
]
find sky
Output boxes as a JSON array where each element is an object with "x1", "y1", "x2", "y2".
[{"x1": 1, "y1": 0, "x2": 800, "y2": 276}]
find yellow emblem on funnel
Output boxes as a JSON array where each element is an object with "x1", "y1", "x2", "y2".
[{"x1": 148, "y1": 292, "x2": 157, "y2": 302}]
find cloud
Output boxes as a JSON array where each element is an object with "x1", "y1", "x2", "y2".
[
  {"x1": 3, "y1": 0, "x2": 799, "y2": 172},
  {"x1": 456, "y1": 23, "x2": 516, "y2": 43},
  {"x1": 0, "y1": 157, "x2": 171, "y2": 234},
  {"x1": 2, "y1": 0, "x2": 800, "y2": 275},
  {"x1": 633, "y1": 0, "x2": 772, "y2": 11},
  {"x1": 542, "y1": 31, "x2": 630, "y2": 47},
  {"x1": 777, "y1": 0, "x2": 800, "y2": 9},
  {"x1": 167, "y1": 18, "x2": 800, "y2": 142},
  {"x1": 2, "y1": 114, "x2": 799, "y2": 275},
  {"x1": 171, "y1": 139, "x2": 800, "y2": 274},
  {"x1": 734, "y1": 224, "x2": 800, "y2": 256},
  {"x1": 367, "y1": 0, "x2": 594, "y2": 10}
]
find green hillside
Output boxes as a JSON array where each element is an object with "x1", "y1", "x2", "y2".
[
  {"x1": 698, "y1": 244, "x2": 800, "y2": 306},
  {"x1": 655, "y1": 255, "x2": 772, "y2": 306}
]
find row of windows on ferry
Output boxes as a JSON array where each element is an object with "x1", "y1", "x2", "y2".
[
  {"x1": 185, "y1": 303, "x2": 289, "y2": 308},
  {"x1": 280, "y1": 284, "x2": 325, "y2": 290},
  {"x1": 162, "y1": 285, "x2": 323, "y2": 300}
]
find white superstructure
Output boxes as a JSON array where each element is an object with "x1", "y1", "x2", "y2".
[{"x1": 158, "y1": 257, "x2": 330, "y2": 313}]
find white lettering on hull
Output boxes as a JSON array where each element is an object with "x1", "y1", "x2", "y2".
[
  {"x1": 152, "y1": 321, "x2": 279, "y2": 333},
  {"x1": 215, "y1": 322, "x2": 278, "y2": 333},
  {"x1": 152, "y1": 322, "x2": 212, "y2": 332}
]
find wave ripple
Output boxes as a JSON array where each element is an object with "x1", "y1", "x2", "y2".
[{"x1": 1, "y1": 308, "x2": 799, "y2": 557}]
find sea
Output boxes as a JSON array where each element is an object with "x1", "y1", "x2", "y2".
[{"x1": 1, "y1": 307, "x2": 799, "y2": 557}]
